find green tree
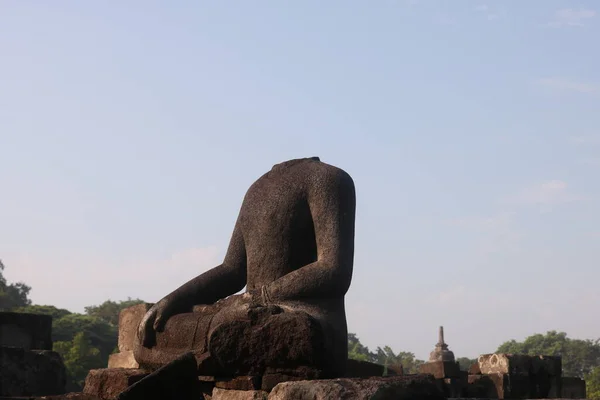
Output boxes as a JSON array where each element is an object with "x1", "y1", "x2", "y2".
[
  {"x1": 53, "y1": 313, "x2": 118, "y2": 359},
  {"x1": 497, "y1": 331, "x2": 600, "y2": 378},
  {"x1": 585, "y1": 366, "x2": 600, "y2": 400},
  {"x1": 0, "y1": 260, "x2": 32, "y2": 310},
  {"x1": 84, "y1": 298, "x2": 145, "y2": 326},
  {"x1": 372, "y1": 346, "x2": 424, "y2": 374},
  {"x1": 54, "y1": 332, "x2": 104, "y2": 391},
  {"x1": 457, "y1": 357, "x2": 477, "y2": 371},
  {"x1": 14, "y1": 304, "x2": 72, "y2": 321},
  {"x1": 348, "y1": 333, "x2": 371, "y2": 362},
  {"x1": 347, "y1": 333, "x2": 425, "y2": 374}
]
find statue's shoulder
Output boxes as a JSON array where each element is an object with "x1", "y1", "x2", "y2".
[{"x1": 270, "y1": 158, "x2": 353, "y2": 186}]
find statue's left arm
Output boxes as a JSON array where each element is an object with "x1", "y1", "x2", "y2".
[{"x1": 265, "y1": 169, "x2": 356, "y2": 301}]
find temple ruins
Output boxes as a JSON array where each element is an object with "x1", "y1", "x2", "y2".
[{"x1": 0, "y1": 158, "x2": 590, "y2": 399}]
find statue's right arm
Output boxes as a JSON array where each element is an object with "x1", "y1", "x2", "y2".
[
  {"x1": 164, "y1": 215, "x2": 248, "y2": 308},
  {"x1": 138, "y1": 216, "x2": 247, "y2": 346}
]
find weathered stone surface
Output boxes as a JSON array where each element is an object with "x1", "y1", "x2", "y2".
[
  {"x1": 439, "y1": 377, "x2": 466, "y2": 398},
  {"x1": 562, "y1": 377, "x2": 586, "y2": 399},
  {"x1": 260, "y1": 366, "x2": 322, "y2": 392},
  {"x1": 134, "y1": 158, "x2": 356, "y2": 378},
  {"x1": 478, "y1": 353, "x2": 561, "y2": 376},
  {"x1": 0, "y1": 312, "x2": 52, "y2": 350},
  {"x1": 261, "y1": 374, "x2": 304, "y2": 392},
  {"x1": 345, "y1": 359, "x2": 385, "y2": 378},
  {"x1": 268, "y1": 375, "x2": 445, "y2": 400},
  {"x1": 36, "y1": 394, "x2": 102, "y2": 399},
  {"x1": 212, "y1": 388, "x2": 268, "y2": 400},
  {"x1": 0, "y1": 346, "x2": 66, "y2": 397},
  {"x1": 428, "y1": 326, "x2": 455, "y2": 362},
  {"x1": 215, "y1": 376, "x2": 261, "y2": 391},
  {"x1": 419, "y1": 360, "x2": 461, "y2": 379},
  {"x1": 468, "y1": 362, "x2": 481, "y2": 375},
  {"x1": 466, "y1": 375, "x2": 497, "y2": 398},
  {"x1": 107, "y1": 351, "x2": 139, "y2": 369},
  {"x1": 83, "y1": 369, "x2": 149, "y2": 400},
  {"x1": 208, "y1": 307, "x2": 326, "y2": 376},
  {"x1": 116, "y1": 352, "x2": 202, "y2": 400},
  {"x1": 0, "y1": 394, "x2": 102, "y2": 399},
  {"x1": 117, "y1": 304, "x2": 153, "y2": 353}
]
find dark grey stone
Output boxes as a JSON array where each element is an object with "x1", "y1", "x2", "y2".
[
  {"x1": 116, "y1": 352, "x2": 202, "y2": 400},
  {"x1": 133, "y1": 158, "x2": 356, "y2": 377},
  {"x1": 0, "y1": 346, "x2": 66, "y2": 397},
  {"x1": 0, "y1": 312, "x2": 52, "y2": 351},
  {"x1": 268, "y1": 375, "x2": 445, "y2": 400}
]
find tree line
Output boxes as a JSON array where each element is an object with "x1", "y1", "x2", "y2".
[{"x1": 2, "y1": 262, "x2": 600, "y2": 397}]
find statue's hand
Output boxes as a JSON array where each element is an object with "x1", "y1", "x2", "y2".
[
  {"x1": 138, "y1": 297, "x2": 182, "y2": 348},
  {"x1": 243, "y1": 286, "x2": 271, "y2": 308}
]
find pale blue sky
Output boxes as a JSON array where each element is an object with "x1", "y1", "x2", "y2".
[{"x1": 1, "y1": 1, "x2": 599, "y2": 360}]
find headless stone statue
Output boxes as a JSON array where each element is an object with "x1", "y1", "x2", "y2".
[{"x1": 133, "y1": 157, "x2": 356, "y2": 378}]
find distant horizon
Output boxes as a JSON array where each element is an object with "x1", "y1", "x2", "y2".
[{"x1": 2, "y1": 1, "x2": 599, "y2": 362}]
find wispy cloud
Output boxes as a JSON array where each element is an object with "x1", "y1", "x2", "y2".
[
  {"x1": 433, "y1": 14, "x2": 458, "y2": 26},
  {"x1": 475, "y1": 4, "x2": 505, "y2": 20},
  {"x1": 547, "y1": 8, "x2": 596, "y2": 27},
  {"x1": 449, "y1": 212, "x2": 524, "y2": 254},
  {"x1": 504, "y1": 180, "x2": 584, "y2": 212},
  {"x1": 450, "y1": 212, "x2": 515, "y2": 231},
  {"x1": 536, "y1": 78, "x2": 599, "y2": 94}
]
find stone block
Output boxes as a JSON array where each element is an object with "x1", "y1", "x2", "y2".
[
  {"x1": 261, "y1": 374, "x2": 304, "y2": 392},
  {"x1": 478, "y1": 353, "x2": 532, "y2": 375},
  {"x1": 477, "y1": 353, "x2": 561, "y2": 377},
  {"x1": 443, "y1": 371, "x2": 467, "y2": 398},
  {"x1": 212, "y1": 388, "x2": 268, "y2": 400},
  {"x1": 208, "y1": 309, "x2": 327, "y2": 376},
  {"x1": 468, "y1": 362, "x2": 481, "y2": 375},
  {"x1": 215, "y1": 376, "x2": 261, "y2": 391},
  {"x1": 116, "y1": 352, "x2": 203, "y2": 400},
  {"x1": 29, "y1": 394, "x2": 102, "y2": 399},
  {"x1": 548, "y1": 376, "x2": 563, "y2": 398},
  {"x1": 0, "y1": 346, "x2": 66, "y2": 397},
  {"x1": 562, "y1": 377, "x2": 586, "y2": 399},
  {"x1": 83, "y1": 369, "x2": 149, "y2": 400},
  {"x1": 268, "y1": 375, "x2": 445, "y2": 400},
  {"x1": 117, "y1": 304, "x2": 153, "y2": 353},
  {"x1": 260, "y1": 367, "x2": 322, "y2": 392},
  {"x1": 487, "y1": 372, "x2": 534, "y2": 399},
  {"x1": 0, "y1": 312, "x2": 52, "y2": 350},
  {"x1": 466, "y1": 375, "x2": 497, "y2": 398},
  {"x1": 532, "y1": 355, "x2": 562, "y2": 377},
  {"x1": 419, "y1": 360, "x2": 461, "y2": 379},
  {"x1": 108, "y1": 352, "x2": 139, "y2": 369},
  {"x1": 345, "y1": 359, "x2": 385, "y2": 378}
]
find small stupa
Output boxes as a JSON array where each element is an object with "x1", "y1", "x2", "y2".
[
  {"x1": 419, "y1": 326, "x2": 461, "y2": 380},
  {"x1": 428, "y1": 326, "x2": 455, "y2": 362}
]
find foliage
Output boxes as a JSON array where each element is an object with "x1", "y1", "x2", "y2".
[
  {"x1": 457, "y1": 357, "x2": 477, "y2": 371},
  {"x1": 84, "y1": 298, "x2": 145, "y2": 326},
  {"x1": 348, "y1": 333, "x2": 425, "y2": 374},
  {"x1": 14, "y1": 300, "x2": 139, "y2": 390},
  {"x1": 348, "y1": 333, "x2": 371, "y2": 362},
  {"x1": 497, "y1": 331, "x2": 600, "y2": 378},
  {"x1": 586, "y1": 366, "x2": 600, "y2": 400},
  {"x1": 53, "y1": 313, "x2": 118, "y2": 358},
  {"x1": 54, "y1": 332, "x2": 104, "y2": 391},
  {"x1": 0, "y1": 260, "x2": 32, "y2": 310},
  {"x1": 13, "y1": 304, "x2": 72, "y2": 320}
]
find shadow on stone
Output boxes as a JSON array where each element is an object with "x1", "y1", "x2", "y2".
[{"x1": 116, "y1": 352, "x2": 202, "y2": 400}]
